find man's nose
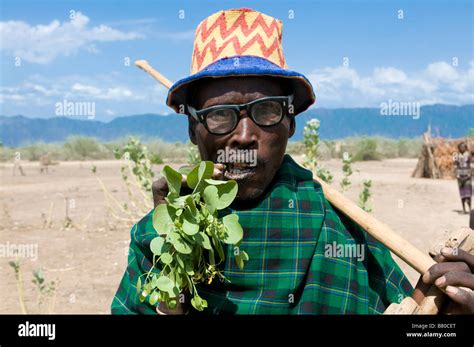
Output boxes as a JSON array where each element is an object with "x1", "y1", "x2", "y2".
[{"x1": 228, "y1": 112, "x2": 258, "y2": 149}]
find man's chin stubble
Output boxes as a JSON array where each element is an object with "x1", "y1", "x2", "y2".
[
  {"x1": 236, "y1": 189, "x2": 264, "y2": 202},
  {"x1": 232, "y1": 182, "x2": 271, "y2": 208}
]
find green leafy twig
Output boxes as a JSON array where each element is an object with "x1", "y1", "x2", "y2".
[
  {"x1": 32, "y1": 269, "x2": 57, "y2": 313},
  {"x1": 114, "y1": 137, "x2": 155, "y2": 193},
  {"x1": 340, "y1": 152, "x2": 353, "y2": 193},
  {"x1": 302, "y1": 118, "x2": 334, "y2": 183},
  {"x1": 139, "y1": 161, "x2": 249, "y2": 312},
  {"x1": 358, "y1": 179, "x2": 373, "y2": 213},
  {"x1": 93, "y1": 137, "x2": 156, "y2": 223},
  {"x1": 8, "y1": 262, "x2": 58, "y2": 314},
  {"x1": 8, "y1": 260, "x2": 27, "y2": 314}
]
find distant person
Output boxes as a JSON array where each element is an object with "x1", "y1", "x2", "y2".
[{"x1": 454, "y1": 142, "x2": 472, "y2": 214}]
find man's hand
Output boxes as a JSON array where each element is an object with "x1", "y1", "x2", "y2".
[
  {"x1": 152, "y1": 163, "x2": 226, "y2": 207},
  {"x1": 156, "y1": 300, "x2": 188, "y2": 315},
  {"x1": 421, "y1": 247, "x2": 474, "y2": 314}
]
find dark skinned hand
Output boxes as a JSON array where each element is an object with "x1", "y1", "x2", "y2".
[{"x1": 419, "y1": 247, "x2": 474, "y2": 314}]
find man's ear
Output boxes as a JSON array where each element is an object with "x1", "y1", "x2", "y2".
[
  {"x1": 288, "y1": 115, "x2": 296, "y2": 139},
  {"x1": 188, "y1": 116, "x2": 198, "y2": 145}
]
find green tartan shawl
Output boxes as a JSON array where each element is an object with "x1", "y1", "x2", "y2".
[{"x1": 111, "y1": 154, "x2": 413, "y2": 314}]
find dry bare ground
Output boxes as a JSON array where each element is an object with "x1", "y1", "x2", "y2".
[{"x1": 0, "y1": 158, "x2": 470, "y2": 313}]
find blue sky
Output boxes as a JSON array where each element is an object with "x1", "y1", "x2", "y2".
[{"x1": 1, "y1": 0, "x2": 472, "y2": 121}]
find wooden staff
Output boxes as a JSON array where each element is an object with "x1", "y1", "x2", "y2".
[
  {"x1": 313, "y1": 176, "x2": 444, "y2": 314},
  {"x1": 136, "y1": 60, "x2": 173, "y2": 89},
  {"x1": 134, "y1": 59, "x2": 462, "y2": 314}
]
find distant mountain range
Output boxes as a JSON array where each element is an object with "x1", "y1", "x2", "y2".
[{"x1": 1, "y1": 104, "x2": 472, "y2": 147}]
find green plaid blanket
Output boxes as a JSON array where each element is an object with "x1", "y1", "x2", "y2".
[{"x1": 112, "y1": 155, "x2": 413, "y2": 314}]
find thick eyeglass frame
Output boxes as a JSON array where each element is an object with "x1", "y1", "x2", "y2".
[{"x1": 187, "y1": 95, "x2": 294, "y2": 135}]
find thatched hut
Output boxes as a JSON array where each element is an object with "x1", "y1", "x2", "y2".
[{"x1": 412, "y1": 126, "x2": 473, "y2": 179}]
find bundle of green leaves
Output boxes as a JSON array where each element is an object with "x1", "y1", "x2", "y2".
[{"x1": 137, "y1": 161, "x2": 249, "y2": 312}]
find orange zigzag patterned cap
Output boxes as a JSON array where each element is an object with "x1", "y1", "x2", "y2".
[
  {"x1": 191, "y1": 8, "x2": 287, "y2": 74},
  {"x1": 166, "y1": 8, "x2": 315, "y2": 115}
]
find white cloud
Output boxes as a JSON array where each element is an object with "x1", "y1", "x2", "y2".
[
  {"x1": 308, "y1": 61, "x2": 474, "y2": 107},
  {"x1": 2, "y1": 61, "x2": 472, "y2": 118},
  {"x1": 0, "y1": 12, "x2": 142, "y2": 64},
  {"x1": 0, "y1": 83, "x2": 62, "y2": 105},
  {"x1": 70, "y1": 83, "x2": 136, "y2": 100},
  {"x1": 373, "y1": 67, "x2": 407, "y2": 84},
  {"x1": 425, "y1": 62, "x2": 459, "y2": 83},
  {"x1": 71, "y1": 83, "x2": 102, "y2": 96},
  {"x1": 0, "y1": 92, "x2": 26, "y2": 103},
  {"x1": 0, "y1": 73, "x2": 170, "y2": 118}
]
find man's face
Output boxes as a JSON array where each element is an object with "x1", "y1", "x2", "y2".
[{"x1": 188, "y1": 77, "x2": 295, "y2": 203}]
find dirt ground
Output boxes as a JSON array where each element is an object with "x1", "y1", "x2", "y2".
[{"x1": 0, "y1": 157, "x2": 470, "y2": 313}]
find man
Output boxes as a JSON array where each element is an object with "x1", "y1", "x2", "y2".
[{"x1": 112, "y1": 8, "x2": 474, "y2": 314}]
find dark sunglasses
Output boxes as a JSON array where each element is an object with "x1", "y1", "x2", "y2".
[{"x1": 187, "y1": 95, "x2": 294, "y2": 135}]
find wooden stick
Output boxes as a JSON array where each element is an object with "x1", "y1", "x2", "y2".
[
  {"x1": 135, "y1": 59, "x2": 449, "y2": 314},
  {"x1": 315, "y1": 175, "x2": 446, "y2": 315},
  {"x1": 313, "y1": 176, "x2": 437, "y2": 274},
  {"x1": 135, "y1": 60, "x2": 173, "y2": 89}
]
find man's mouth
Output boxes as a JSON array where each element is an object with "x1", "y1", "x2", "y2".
[{"x1": 223, "y1": 162, "x2": 257, "y2": 181}]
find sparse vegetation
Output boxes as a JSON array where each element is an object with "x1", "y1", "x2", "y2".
[
  {"x1": 340, "y1": 152, "x2": 353, "y2": 193},
  {"x1": 8, "y1": 260, "x2": 58, "y2": 314},
  {"x1": 359, "y1": 180, "x2": 373, "y2": 213},
  {"x1": 1, "y1": 135, "x2": 422, "y2": 164},
  {"x1": 114, "y1": 138, "x2": 155, "y2": 193},
  {"x1": 187, "y1": 141, "x2": 201, "y2": 166},
  {"x1": 302, "y1": 118, "x2": 334, "y2": 183},
  {"x1": 63, "y1": 136, "x2": 111, "y2": 160},
  {"x1": 351, "y1": 138, "x2": 381, "y2": 161},
  {"x1": 94, "y1": 137, "x2": 157, "y2": 224},
  {"x1": 32, "y1": 269, "x2": 57, "y2": 313},
  {"x1": 298, "y1": 119, "x2": 375, "y2": 212},
  {"x1": 0, "y1": 136, "x2": 189, "y2": 163},
  {"x1": 287, "y1": 136, "x2": 422, "y2": 161},
  {"x1": 8, "y1": 260, "x2": 27, "y2": 314}
]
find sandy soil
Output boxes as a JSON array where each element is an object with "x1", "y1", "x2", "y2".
[{"x1": 0, "y1": 158, "x2": 470, "y2": 313}]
